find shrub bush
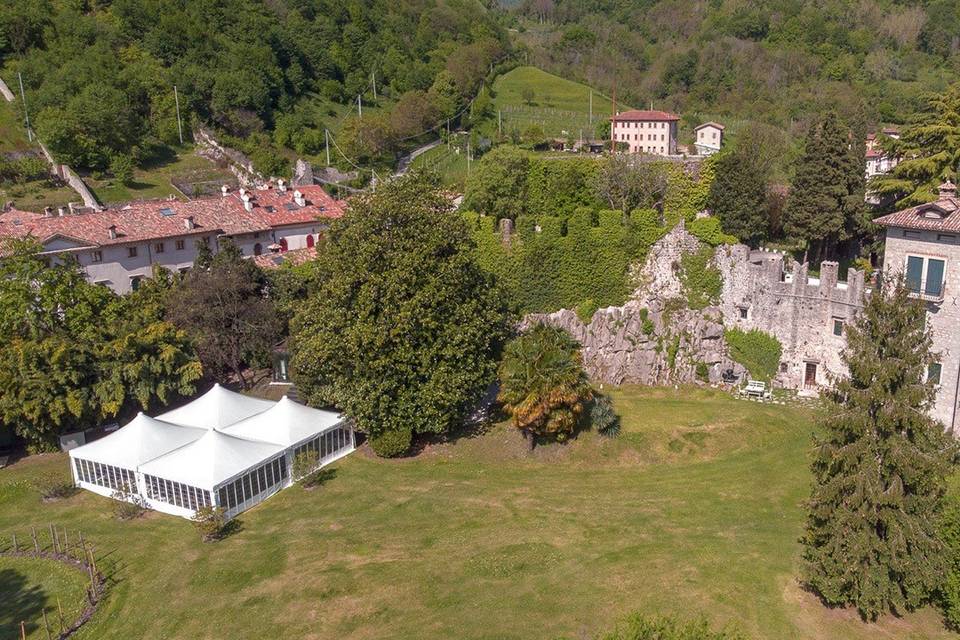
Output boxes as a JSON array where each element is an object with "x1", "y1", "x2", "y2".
[
  {"x1": 599, "y1": 613, "x2": 744, "y2": 640},
  {"x1": 292, "y1": 449, "x2": 320, "y2": 480},
  {"x1": 370, "y1": 427, "x2": 413, "y2": 457},
  {"x1": 687, "y1": 216, "x2": 737, "y2": 246},
  {"x1": 111, "y1": 485, "x2": 148, "y2": 520},
  {"x1": 639, "y1": 308, "x2": 655, "y2": 336},
  {"x1": 192, "y1": 506, "x2": 229, "y2": 542},
  {"x1": 724, "y1": 328, "x2": 782, "y2": 381},
  {"x1": 591, "y1": 394, "x2": 621, "y2": 438},
  {"x1": 695, "y1": 361, "x2": 709, "y2": 381},
  {"x1": 576, "y1": 299, "x2": 598, "y2": 322}
]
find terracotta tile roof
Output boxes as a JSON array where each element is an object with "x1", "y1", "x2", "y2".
[
  {"x1": 0, "y1": 185, "x2": 343, "y2": 253},
  {"x1": 253, "y1": 246, "x2": 318, "y2": 270},
  {"x1": 873, "y1": 182, "x2": 960, "y2": 232},
  {"x1": 611, "y1": 109, "x2": 680, "y2": 122},
  {"x1": 865, "y1": 149, "x2": 882, "y2": 158}
]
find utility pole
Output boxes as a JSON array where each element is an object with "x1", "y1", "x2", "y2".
[
  {"x1": 611, "y1": 79, "x2": 617, "y2": 152},
  {"x1": 324, "y1": 129, "x2": 330, "y2": 167},
  {"x1": 467, "y1": 141, "x2": 471, "y2": 175},
  {"x1": 589, "y1": 90, "x2": 593, "y2": 124},
  {"x1": 372, "y1": 71, "x2": 377, "y2": 101},
  {"x1": 498, "y1": 109, "x2": 502, "y2": 137},
  {"x1": 18, "y1": 73, "x2": 31, "y2": 141},
  {"x1": 174, "y1": 85, "x2": 183, "y2": 145},
  {"x1": 358, "y1": 95, "x2": 362, "y2": 118}
]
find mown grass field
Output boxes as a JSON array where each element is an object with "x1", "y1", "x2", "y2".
[
  {"x1": 491, "y1": 66, "x2": 623, "y2": 139},
  {"x1": 0, "y1": 556, "x2": 89, "y2": 640},
  {"x1": 0, "y1": 387, "x2": 953, "y2": 639}
]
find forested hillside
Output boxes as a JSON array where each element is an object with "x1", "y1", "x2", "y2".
[
  {"x1": 512, "y1": 0, "x2": 958, "y2": 138},
  {"x1": 0, "y1": 0, "x2": 509, "y2": 173}
]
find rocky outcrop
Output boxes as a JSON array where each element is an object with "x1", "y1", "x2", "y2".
[{"x1": 525, "y1": 299, "x2": 746, "y2": 386}]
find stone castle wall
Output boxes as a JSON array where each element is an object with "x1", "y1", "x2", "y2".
[{"x1": 531, "y1": 222, "x2": 868, "y2": 392}]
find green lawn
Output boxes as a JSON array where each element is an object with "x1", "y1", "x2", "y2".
[
  {"x1": 0, "y1": 555, "x2": 89, "y2": 640},
  {"x1": 492, "y1": 66, "x2": 623, "y2": 139},
  {"x1": 84, "y1": 146, "x2": 234, "y2": 206},
  {"x1": 0, "y1": 387, "x2": 953, "y2": 639}
]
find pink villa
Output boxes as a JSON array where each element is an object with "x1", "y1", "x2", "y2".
[{"x1": 610, "y1": 109, "x2": 680, "y2": 156}]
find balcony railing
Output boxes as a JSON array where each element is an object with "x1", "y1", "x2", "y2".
[{"x1": 907, "y1": 278, "x2": 946, "y2": 302}]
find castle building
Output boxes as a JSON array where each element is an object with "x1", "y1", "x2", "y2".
[
  {"x1": 610, "y1": 110, "x2": 679, "y2": 156},
  {"x1": 0, "y1": 184, "x2": 343, "y2": 294}
]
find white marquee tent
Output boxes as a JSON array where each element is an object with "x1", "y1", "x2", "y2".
[
  {"x1": 156, "y1": 383, "x2": 275, "y2": 429},
  {"x1": 69, "y1": 385, "x2": 354, "y2": 519}
]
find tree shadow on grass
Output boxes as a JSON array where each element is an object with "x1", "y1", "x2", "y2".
[
  {"x1": 0, "y1": 568, "x2": 47, "y2": 639},
  {"x1": 302, "y1": 468, "x2": 337, "y2": 490}
]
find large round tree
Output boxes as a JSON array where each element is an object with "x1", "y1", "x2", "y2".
[
  {"x1": 802, "y1": 278, "x2": 955, "y2": 619},
  {"x1": 291, "y1": 172, "x2": 512, "y2": 456}
]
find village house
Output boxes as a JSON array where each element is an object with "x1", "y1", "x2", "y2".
[
  {"x1": 610, "y1": 110, "x2": 679, "y2": 156},
  {"x1": 865, "y1": 127, "x2": 900, "y2": 179},
  {"x1": 0, "y1": 183, "x2": 343, "y2": 294},
  {"x1": 693, "y1": 122, "x2": 724, "y2": 155}
]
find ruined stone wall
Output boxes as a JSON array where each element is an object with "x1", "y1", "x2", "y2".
[{"x1": 530, "y1": 222, "x2": 868, "y2": 391}]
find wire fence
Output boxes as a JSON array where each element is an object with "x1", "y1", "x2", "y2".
[{"x1": 0, "y1": 524, "x2": 107, "y2": 640}]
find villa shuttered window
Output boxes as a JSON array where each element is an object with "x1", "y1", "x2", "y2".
[{"x1": 73, "y1": 458, "x2": 137, "y2": 492}]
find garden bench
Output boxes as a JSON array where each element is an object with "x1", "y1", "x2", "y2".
[{"x1": 740, "y1": 380, "x2": 771, "y2": 400}]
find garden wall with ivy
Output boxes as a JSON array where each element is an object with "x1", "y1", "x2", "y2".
[{"x1": 465, "y1": 208, "x2": 667, "y2": 318}]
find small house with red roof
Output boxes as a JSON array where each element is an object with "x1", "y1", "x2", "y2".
[
  {"x1": 694, "y1": 122, "x2": 724, "y2": 156},
  {"x1": 610, "y1": 110, "x2": 680, "y2": 156},
  {"x1": 0, "y1": 183, "x2": 344, "y2": 294}
]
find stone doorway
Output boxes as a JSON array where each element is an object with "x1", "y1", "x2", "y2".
[{"x1": 804, "y1": 362, "x2": 818, "y2": 388}]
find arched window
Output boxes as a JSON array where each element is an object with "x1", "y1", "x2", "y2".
[
  {"x1": 254, "y1": 243, "x2": 263, "y2": 256},
  {"x1": 306, "y1": 234, "x2": 315, "y2": 248},
  {"x1": 279, "y1": 238, "x2": 288, "y2": 252}
]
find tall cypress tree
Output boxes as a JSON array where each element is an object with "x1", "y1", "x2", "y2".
[
  {"x1": 785, "y1": 111, "x2": 862, "y2": 263},
  {"x1": 802, "y1": 279, "x2": 955, "y2": 620},
  {"x1": 708, "y1": 149, "x2": 769, "y2": 245}
]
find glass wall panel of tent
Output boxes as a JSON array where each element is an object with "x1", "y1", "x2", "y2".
[
  {"x1": 73, "y1": 457, "x2": 137, "y2": 493},
  {"x1": 215, "y1": 454, "x2": 289, "y2": 519},
  {"x1": 292, "y1": 427, "x2": 353, "y2": 474},
  {"x1": 144, "y1": 474, "x2": 212, "y2": 512}
]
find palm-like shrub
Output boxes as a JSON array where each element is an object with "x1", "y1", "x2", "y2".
[
  {"x1": 498, "y1": 325, "x2": 592, "y2": 444},
  {"x1": 591, "y1": 394, "x2": 621, "y2": 438}
]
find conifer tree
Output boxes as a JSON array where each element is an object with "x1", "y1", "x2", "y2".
[
  {"x1": 784, "y1": 111, "x2": 863, "y2": 262},
  {"x1": 708, "y1": 149, "x2": 768, "y2": 245},
  {"x1": 802, "y1": 278, "x2": 955, "y2": 620}
]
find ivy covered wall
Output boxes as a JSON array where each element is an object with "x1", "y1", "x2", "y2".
[{"x1": 465, "y1": 208, "x2": 667, "y2": 318}]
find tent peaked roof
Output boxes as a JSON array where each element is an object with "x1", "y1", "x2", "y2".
[
  {"x1": 155, "y1": 383, "x2": 275, "y2": 430},
  {"x1": 223, "y1": 396, "x2": 343, "y2": 446},
  {"x1": 138, "y1": 429, "x2": 285, "y2": 490},
  {"x1": 69, "y1": 412, "x2": 205, "y2": 468}
]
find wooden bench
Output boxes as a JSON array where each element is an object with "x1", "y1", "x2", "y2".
[{"x1": 740, "y1": 380, "x2": 771, "y2": 400}]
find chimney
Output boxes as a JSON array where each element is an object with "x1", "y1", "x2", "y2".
[
  {"x1": 293, "y1": 190, "x2": 305, "y2": 207},
  {"x1": 242, "y1": 193, "x2": 253, "y2": 212},
  {"x1": 107, "y1": 225, "x2": 117, "y2": 240},
  {"x1": 239, "y1": 187, "x2": 246, "y2": 198},
  {"x1": 221, "y1": 185, "x2": 229, "y2": 197},
  {"x1": 57, "y1": 206, "x2": 65, "y2": 217},
  {"x1": 278, "y1": 178, "x2": 287, "y2": 193},
  {"x1": 939, "y1": 180, "x2": 957, "y2": 199},
  {"x1": 43, "y1": 206, "x2": 53, "y2": 217},
  {"x1": 184, "y1": 216, "x2": 195, "y2": 230}
]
